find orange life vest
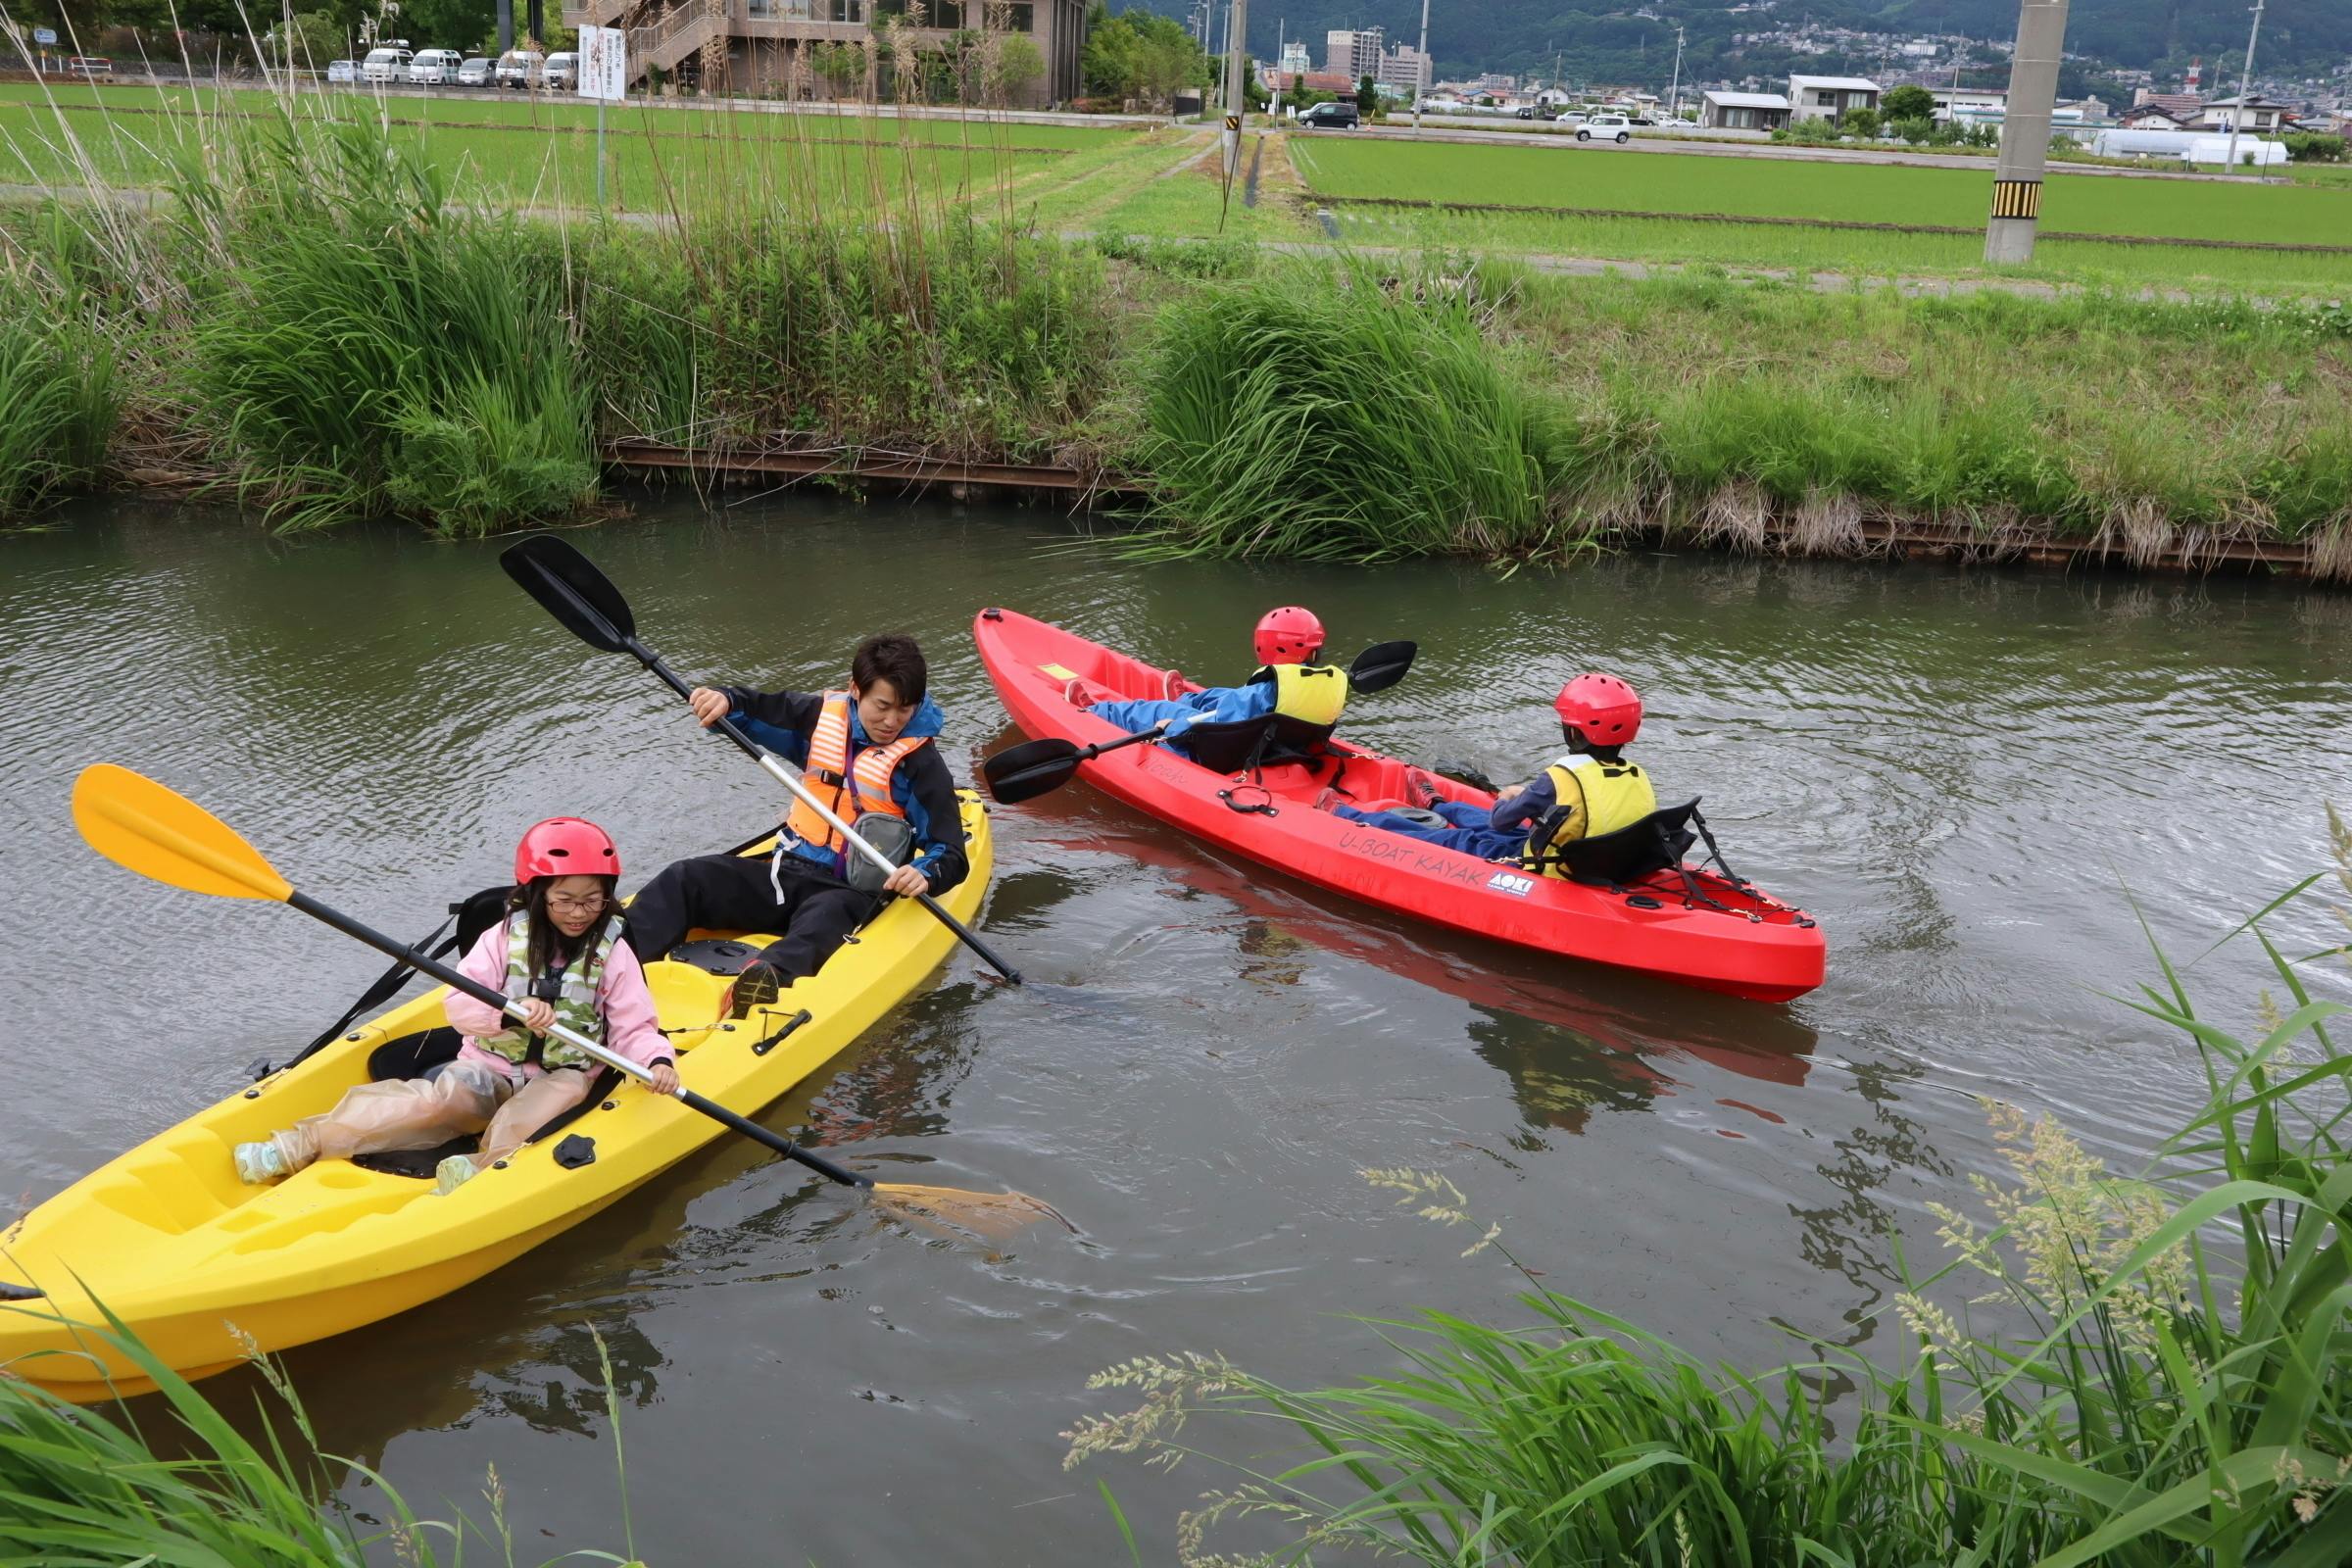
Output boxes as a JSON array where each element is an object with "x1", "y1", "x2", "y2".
[{"x1": 782, "y1": 691, "x2": 930, "y2": 873}]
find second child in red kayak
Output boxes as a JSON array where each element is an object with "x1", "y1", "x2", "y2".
[{"x1": 1325, "y1": 674, "x2": 1658, "y2": 869}]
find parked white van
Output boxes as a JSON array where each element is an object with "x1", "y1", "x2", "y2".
[
  {"x1": 360, "y1": 47, "x2": 413, "y2": 84},
  {"x1": 407, "y1": 48, "x2": 465, "y2": 84},
  {"x1": 494, "y1": 49, "x2": 544, "y2": 89}
]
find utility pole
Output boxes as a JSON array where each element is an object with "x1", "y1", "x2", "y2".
[
  {"x1": 1983, "y1": 0, "x2": 2069, "y2": 264},
  {"x1": 1410, "y1": 0, "x2": 1430, "y2": 133},
  {"x1": 2223, "y1": 0, "x2": 2265, "y2": 174},
  {"x1": 1665, "y1": 24, "x2": 1684, "y2": 121}
]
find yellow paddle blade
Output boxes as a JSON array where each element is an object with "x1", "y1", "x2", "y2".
[
  {"x1": 71, "y1": 764, "x2": 293, "y2": 903},
  {"x1": 870, "y1": 1184, "x2": 1075, "y2": 1242}
]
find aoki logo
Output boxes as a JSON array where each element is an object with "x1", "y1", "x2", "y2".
[{"x1": 1486, "y1": 871, "x2": 1535, "y2": 897}]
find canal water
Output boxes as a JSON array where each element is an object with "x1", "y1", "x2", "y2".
[{"x1": 3, "y1": 493, "x2": 2348, "y2": 1561}]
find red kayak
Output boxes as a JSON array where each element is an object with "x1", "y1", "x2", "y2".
[{"x1": 974, "y1": 609, "x2": 1825, "y2": 1003}]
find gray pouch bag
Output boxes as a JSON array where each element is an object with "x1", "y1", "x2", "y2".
[{"x1": 845, "y1": 815, "x2": 917, "y2": 897}]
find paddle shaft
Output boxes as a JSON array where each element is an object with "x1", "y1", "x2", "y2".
[
  {"x1": 624, "y1": 638, "x2": 1022, "y2": 987},
  {"x1": 283, "y1": 890, "x2": 873, "y2": 1190}
]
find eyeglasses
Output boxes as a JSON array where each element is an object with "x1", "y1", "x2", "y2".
[{"x1": 547, "y1": 893, "x2": 609, "y2": 914}]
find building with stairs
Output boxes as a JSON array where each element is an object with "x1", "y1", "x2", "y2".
[{"x1": 560, "y1": 0, "x2": 1088, "y2": 107}]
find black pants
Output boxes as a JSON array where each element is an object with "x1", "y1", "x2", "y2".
[{"x1": 625, "y1": 853, "x2": 875, "y2": 980}]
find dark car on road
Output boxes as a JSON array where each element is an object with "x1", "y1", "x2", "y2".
[{"x1": 1298, "y1": 101, "x2": 1360, "y2": 129}]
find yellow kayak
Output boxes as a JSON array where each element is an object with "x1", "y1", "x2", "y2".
[{"x1": 0, "y1": 803, "x2": 993, "y2": 1401}]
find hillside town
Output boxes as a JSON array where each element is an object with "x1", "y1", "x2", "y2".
[{"x1": 1255, "y1": 18, "x2": 2352, "y2": 146}]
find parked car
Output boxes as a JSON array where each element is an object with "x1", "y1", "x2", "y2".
[
  {"x1": 1654, "y1": 114, "x2": 1696, "y2": 129},
  {"x1": 407, "y1": 48, "x2": 464, "y2": 84},
  {"x1": 1514, "y1": 104, "x2": 1549, "y2": 120},
  {"x1": 1298, "y1": 100, "x2": 1359, "y2": 129},
  {"x1": 541, "y1": 51, "x2": 578, "y2": 91},
  {"x1": 66, "y1": 56, "x2": 113, "y2": 76},
  {"x1": 325, "y1": 58, "x2": 358, "y2": 83},
  {"x1": 360, "y1": 47, "x2": 412, "y2": 84},
  {"x1": 457, "y1": 56, "x2": 493, "y2": 86},
  {"x1": 494, "y1": 48, "x2": 544, "y2": 88},
  {"x1": 1578, "y1": 113, "x2": 1633, "y2": 143}
]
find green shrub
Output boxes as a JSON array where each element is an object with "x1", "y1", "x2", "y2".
[{"x1": 1132, "y1": 263, "x2": 1584, "y2": 561}]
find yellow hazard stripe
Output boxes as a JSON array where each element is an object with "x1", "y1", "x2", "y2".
[{"x1": 1989, "y1": 179, "x2": 2042, "y2": 220}]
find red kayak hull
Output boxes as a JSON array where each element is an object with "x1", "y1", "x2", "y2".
[{"x1": 974, "y1": 609, "x2": 1826, "y2": 1004}]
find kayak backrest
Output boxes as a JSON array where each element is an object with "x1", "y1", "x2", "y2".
[
  {"x1": 1553, "y1": 798, "x2": 1701, "y2": 887},
  {"x1": 1169, "y1": 714, "x2": 1278, "y2": 775}
]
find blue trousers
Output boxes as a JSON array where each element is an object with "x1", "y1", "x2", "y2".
[{"x1": 1332, "y1": 800, "x2": 1529, "y2": 861}]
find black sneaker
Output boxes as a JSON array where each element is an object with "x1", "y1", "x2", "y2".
[{"x1": 727, "y1": 959, "x2": 788, "y2": 1018}]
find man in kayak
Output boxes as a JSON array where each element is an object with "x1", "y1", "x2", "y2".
[
  {"x1": 1323, "y1": 674, "x2": 1656, "y2": 871},
  {"x1": 624, "y1": 634, "x2": 969, "y2": 1011},
  {"x1": 1079, "y1": 607, "x2": 1349, "y2": 762}
]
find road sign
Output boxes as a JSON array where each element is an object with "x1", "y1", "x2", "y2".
[
  {"x1": 33, "y1": 26, "x2": 58, "y2": 44},
  {"x1": 577, "y1": 24, "x2": 627, "y2": 102},
  {"x1": 1225, "y1": 114, "x2": 1239, "y2": 131}
]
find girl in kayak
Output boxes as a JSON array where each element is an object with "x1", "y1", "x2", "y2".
[
  {"x1": 233, "y1": 818, "x2": 679, "y2": 1197},
  {"x1": 1081, "y1": 607, "x2": 1349, "y2": 761},
  {"x1": 1324, "y1": 675, "x2": 1657, "y2": 865}
]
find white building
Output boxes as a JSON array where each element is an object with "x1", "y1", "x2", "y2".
[
  {"x1": 1930, "y1": 85, "x2": 2007, "y2": 122},
  {"x1": 1279, "y1": 39, "x2": 1311, "y2": 76},
  {"x1": 1787, "y1": 74, "x2": 1881, "y2": 122},
  {"x1": 1378, "y1": 42, "x2": 1432, "y2": 97}
]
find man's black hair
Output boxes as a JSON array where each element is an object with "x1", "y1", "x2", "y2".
[
  {"x1": 853, "y1": 634, "x2": 928, "y2": 706},
  {"x1": 1561, "y1": 722, "x2": 1625, "y2": 763}
]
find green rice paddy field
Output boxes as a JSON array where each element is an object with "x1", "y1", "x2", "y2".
[
  {"x1": 1291, "y1": 134, "x2": 2352, "y2": 290},
  {"x1": 0, "y1": 81, "x2": 1135, "y2": 214}
]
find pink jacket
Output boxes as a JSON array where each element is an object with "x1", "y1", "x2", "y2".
[{"x1": 443, "y1": 922, "x2": 671, "y2": 1083}]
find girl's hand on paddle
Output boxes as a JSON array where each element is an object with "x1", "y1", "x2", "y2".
[
  {"x1": 688, "y1": 687, "x2": 732, "y2": 727},
  {"x1": 882, "y1": 863, "x2": 929, "y2": 899},
  {"x1": 515, "y1": 998, "x2": 557, "y2": 1035},
  {"x1": 647, "y1": 1062, "x2": 680, "y2": 1097}
]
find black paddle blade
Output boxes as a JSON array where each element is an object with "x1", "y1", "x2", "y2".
[
  {"x1": 982, "y1": 738, "x2": 1084, "y2": 805},
  {"x1": 1348, "y1": 639, "x2": 1418, "y2": 694},
  {"x1": 501, "y1": 536, "x2": 637, "y2": 655}
]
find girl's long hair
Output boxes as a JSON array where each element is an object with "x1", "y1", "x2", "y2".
[{"x1": 511, "y1": 875, "x2": 622, "y2": 979}]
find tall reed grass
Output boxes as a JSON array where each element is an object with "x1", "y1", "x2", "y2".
[
  {"x1": 1065, "y1": 814, "x2": 2352, "y2": 1565},
  {"x1": 0, "y1": 1300, "x2": 631, "y2": 1564},
  {"x1": 0, "y1": 217, "x2": 119, "y2": 518},
  {"x1": 1133, "y1": 263, "x2": 1584, "y2": 562}
]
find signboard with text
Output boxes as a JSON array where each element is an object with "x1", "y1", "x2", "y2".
[{"x1": 577, "y1": 24, "x2": 627, "y2": 102}]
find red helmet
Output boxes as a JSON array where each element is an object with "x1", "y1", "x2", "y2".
[
  {"x1": 514, "y1": 817, "x2": 620, "y2": 883},
  {"x1": 1554, "y1": 674, "x2": 1642, "y2": 746},
  {"x1": 1253, "y1": 606, "x2": 1326, "y2": 665}
]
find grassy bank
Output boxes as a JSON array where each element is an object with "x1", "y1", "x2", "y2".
[
  {"x1": 0, "y1": 1303, "x2": 629, "y2": 1563},
  {"x1": 4, "y1": 86, "x2": 2347, "y2": 567},
  {"x1": 1066, "y1": 823, "x2": 2352, "y2": 1564}
]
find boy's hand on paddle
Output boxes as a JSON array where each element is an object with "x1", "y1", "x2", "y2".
[
  {"x1": 882, "y1": 864, "x2": 929, "y2": 899},
  {"x1": 687, "y1": 687, "x2": 732, "y2": 727},
  {"x1": 515, "y1": 999, "x2": 557, "y2": 1035},
  {"x1": 647, "y1": 1062, "x2": 681, "y2": 1097}
]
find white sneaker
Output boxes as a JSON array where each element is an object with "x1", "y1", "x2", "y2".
[
  {"x1": 233, "y1": 1141, "x2": 287, "y2": 1184},
  {"x1": 433, "y1": 1154, "x2": 479, "y2": 1196}
]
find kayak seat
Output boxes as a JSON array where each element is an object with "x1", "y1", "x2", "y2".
[
  {"x1": 1549, "y1": 798, "x2": 1702, "y2": 887},
  {"x1": 1167, "y1": 714, "x2": 1278, "y2": 775},
  {"x1": 351, "y1": 1027, "x2": 618, "y2": 1178}
]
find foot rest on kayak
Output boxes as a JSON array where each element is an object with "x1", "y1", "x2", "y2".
[{"x1": 1549, "y1": 799, "x2": 1702, "y2": 888}]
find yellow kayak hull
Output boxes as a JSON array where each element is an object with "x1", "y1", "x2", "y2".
[{"x1": 0, "y1": 802, "x2": 993, "y2": 1401}]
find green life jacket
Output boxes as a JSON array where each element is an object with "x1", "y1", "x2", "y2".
[{"x1": 472, "y1": 911, "x2": 612, "y2": 1072}]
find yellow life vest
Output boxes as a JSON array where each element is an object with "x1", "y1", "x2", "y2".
[
  {"x1": 1519, "y1": 754, "x2": 1657, "y2": 877},
  {"x1": 1257, "y1": 662, "x2": 1348, "y2": 753},
  {"x1": 783, "y1": 691, "x2": 929, "y2": 873}
]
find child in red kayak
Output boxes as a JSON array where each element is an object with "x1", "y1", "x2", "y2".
[
  {"x1": 1083, "y1": 606, "x2": 1350, "y2": 760},
  {"x1": 234, "y1": 818, "x2": 680, "y2": 1197}
]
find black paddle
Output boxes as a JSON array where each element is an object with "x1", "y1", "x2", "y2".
[
  {"x1": 501, "y1": 536, "x2": 1022, "y2": 986},
  {"x1": 982, "y1": 641, "x2": 1417, "y2": 807}
]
